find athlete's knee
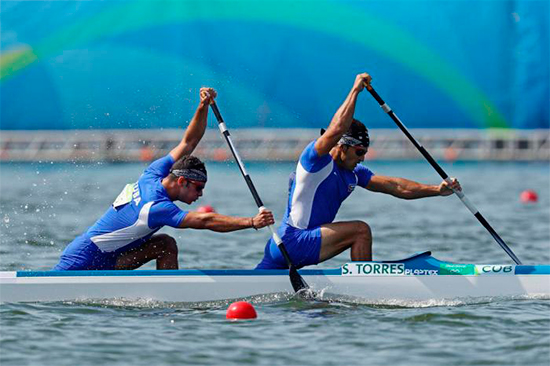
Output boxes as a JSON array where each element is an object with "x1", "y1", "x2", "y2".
[
  {"x1": 155, "y1": 234, "x2": 178, "y2": 255},
  {"x1": 352, "y1": 221, "x2": 371, "y2": 242}
]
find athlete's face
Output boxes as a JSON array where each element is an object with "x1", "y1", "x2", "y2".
[
  {"x1": 341, "y1": 145, "x2": 367, "y2": 170},
  {"x1": 178, "y1": 178, "x2": 205, "y2": 204}
]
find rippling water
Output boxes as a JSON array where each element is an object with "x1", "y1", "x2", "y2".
[{"x1": 1, "y1": 161, "x2": 549, "y2": 365}]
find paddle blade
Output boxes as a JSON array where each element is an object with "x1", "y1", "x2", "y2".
[{"x1": 289, "y1": 266, "x2": 309, "y2": 293}]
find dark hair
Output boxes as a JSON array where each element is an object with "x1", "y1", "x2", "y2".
[
  {"x1": 320, "y1": 120, "x2": 370, "y2": 147},
  {"x1": 347, "y1": 119, "x2": 366, "y2": 135},
  {"x1": 345, "y1": 119, "x2": 370, "y2": 148},
  {"x1": 170, "y1": 155, "x2": 207, "y2": 178}
]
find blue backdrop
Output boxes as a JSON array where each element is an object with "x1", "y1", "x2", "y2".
[{"x1": 1, "y1": 0, "x2": 548, "y2": 130}]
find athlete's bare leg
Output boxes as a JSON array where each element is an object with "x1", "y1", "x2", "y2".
[
  {"x1": 115, "y1": 234, "x2": 179, "y2": 270},
  {"x1": 319, "y1": 221, "x2": 372, "y2": 262}
]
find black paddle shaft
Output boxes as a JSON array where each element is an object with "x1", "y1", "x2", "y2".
[
  {"x1": 366, "y1": 86, "x2": 522, "y2": 265},
  {"x1": 209, "y1": 102, "x2": 310, "y2": 292}
]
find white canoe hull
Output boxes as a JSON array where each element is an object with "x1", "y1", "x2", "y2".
[
  {"x1": 1, "y1": 273, "x2": 549, "y2": 304},
  {"x1": 1, "y1": 252, "x2": 549, "y2": 303}
]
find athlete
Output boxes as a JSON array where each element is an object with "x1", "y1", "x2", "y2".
[
  {"x1": 256, "y1": 73, "x2": 461, "y2": 269},
  {"x1": 54, "y1": 87, "x2": 274, "y2": 271}
]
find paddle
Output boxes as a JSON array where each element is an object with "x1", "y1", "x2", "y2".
[
  {"x1": 365, "y1": 85, "x2": 522, "y2": 265},
  {"x1": 209, "y1": 101, "x2": 311, "y2": 293}
]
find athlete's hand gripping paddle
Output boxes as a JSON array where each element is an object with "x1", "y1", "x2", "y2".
[
  {"x1": 365, "y1": 84, "x2": 522, "y2": 264},
  {"x1": 209, "y1": 101, "x2": 311, "y2": 293}
]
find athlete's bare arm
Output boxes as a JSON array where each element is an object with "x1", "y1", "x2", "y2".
[
  {"x1": 169, "y1": 88, "x2": 217, "y2": 161},
  {"x1": 366, "y1": 175, "x2": 461, "y2": 199},
  {"x1": 178, "y1": 210, "x2": 274, "y2": 232},
  {"x1": 314, "y1": 73, "x2": 371, "y2": 156}
]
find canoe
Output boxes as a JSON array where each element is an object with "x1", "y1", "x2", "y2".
[{"x1": 1, "y1": 252, "x2": 549, "y2": 303}]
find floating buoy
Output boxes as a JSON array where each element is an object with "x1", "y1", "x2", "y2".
[
  {"x1": 226, "y1": 301, "x2": 257, "y2": 320},
  {"x1": 197, "y1": 205, "x2": 215, "y2": 213},
  {"x1": 520, "y1": 190, "x2": 538, "y2": 203}
]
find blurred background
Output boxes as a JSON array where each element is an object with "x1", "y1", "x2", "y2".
[{"x1": 1, "y1": 0, "x2": 548, "y2": 161}]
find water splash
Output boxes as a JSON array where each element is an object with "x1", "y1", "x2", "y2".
[
  {"x1": 52, "y1": 292, "x2": 550, "y2": 310},
  {"x1": 65, "y1": 292, "x2": 294, "y2": 309},
  {"x1": 318, "y1": 292, "x2": 550, "y2": 309}
]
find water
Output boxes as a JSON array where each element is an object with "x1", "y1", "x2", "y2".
[{"x1": 1, "y1": 160, "x2": 549, "y2": 365}]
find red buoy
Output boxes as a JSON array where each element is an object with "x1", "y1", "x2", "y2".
[
  {"x1": 226, "y1": 301, "x2": 257, "y2": 320},
  {"x1": 197, "y1": 205, "x2": 216, "y2": 213},
  {"x1": 520, "y1": 190, "x2": 538, "y2": 203}
]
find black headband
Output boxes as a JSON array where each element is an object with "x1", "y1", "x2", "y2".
[
  {"x1": 320, "y1": 128, "x2": 370, "y2": 148},
  {"x1": 170, "y1": 168, "x2": 207, "y2": 182}
]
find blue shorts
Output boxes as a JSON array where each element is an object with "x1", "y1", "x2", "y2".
[
  {"x1": 255, "y1": 225, "x2": 322, "y2": 269},
  {"x1": 53, "y1": 235, "x2": 120, "y2": 271}
]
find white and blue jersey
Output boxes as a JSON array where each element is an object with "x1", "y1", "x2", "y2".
[
  {"x1": 256, "y1": 140, "x2": 374, "y2": 269},
  {"x1": 54, "y1": 155, "x2": 188, "y2": 270}
]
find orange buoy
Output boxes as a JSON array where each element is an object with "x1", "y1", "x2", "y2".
[
  {"x1": 226, "y1": 301, "x2": 257, "y2": 320},
  {"x1": 520, "y1": 190, "x2": 538, "y2": 203},
  {"x1": 197, "y1": 205, "x2": 215, "y2": 213}
]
